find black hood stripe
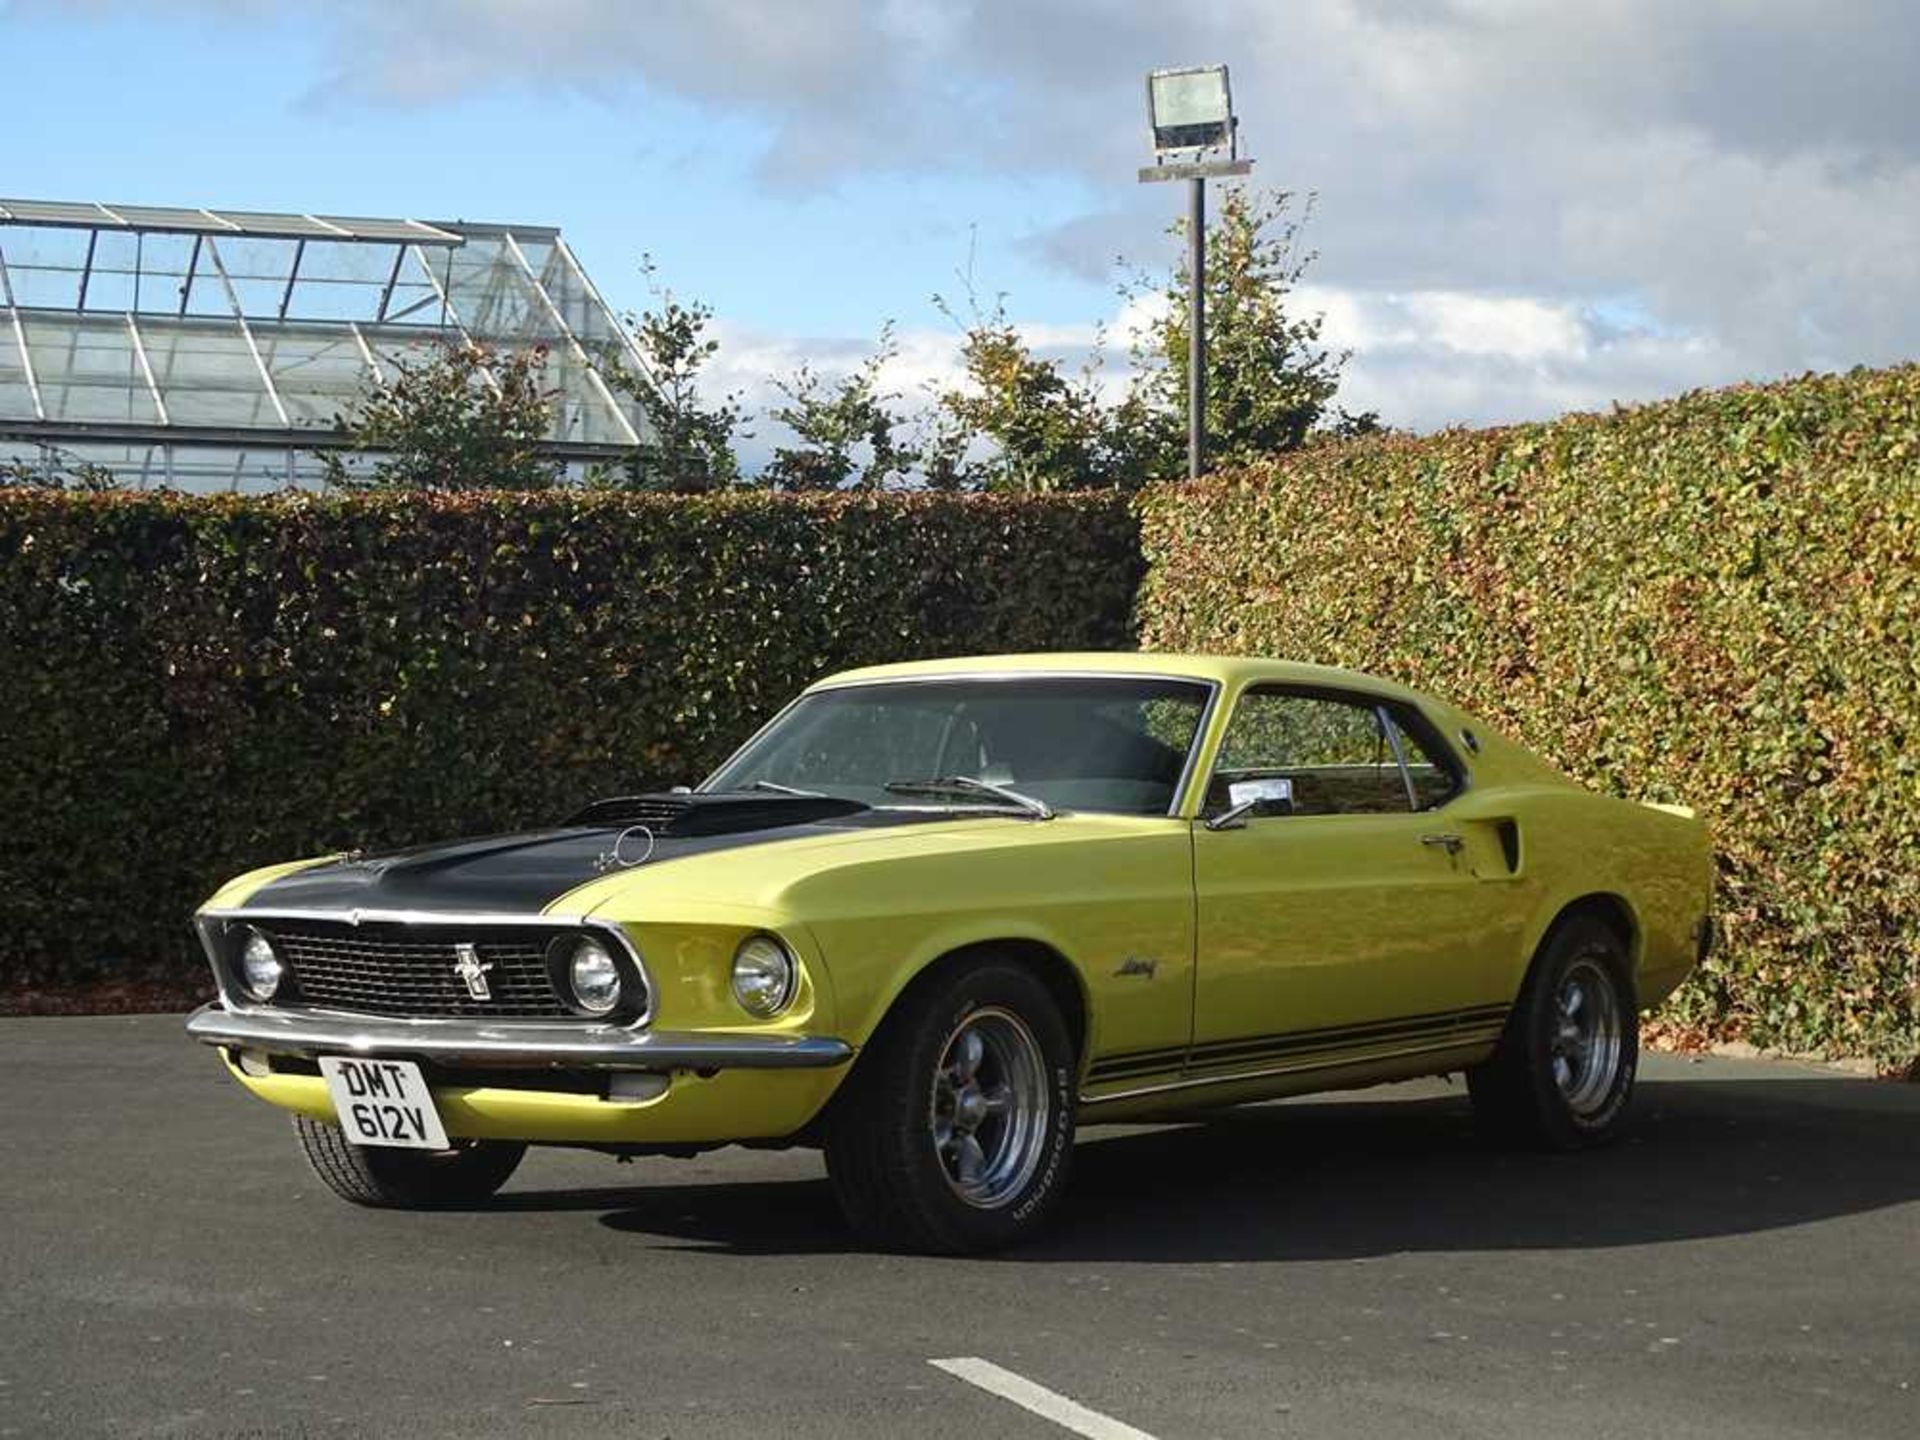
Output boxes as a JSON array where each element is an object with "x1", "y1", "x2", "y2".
[{"x1": 241, "y1": 810, "x2": 947, "y2": 917}]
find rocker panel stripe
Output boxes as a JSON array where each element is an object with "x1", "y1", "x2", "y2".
[
  {"x1": 1081, "y1": 1034, "x2": 1495, "y2": 1107},
  {"x1": 1086, "y1": 1001, "x2": 1511, "y2": 1084}
]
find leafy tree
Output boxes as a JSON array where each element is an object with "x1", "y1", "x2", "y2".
[
  {"x1": 924, "y1": 294, "x2": 1151, "y2": 492},
  {"x1": 1, "y1": 450, "x2": 121, "y2": 491},
  {"x1": 602, "y1": 257, "x2": 746, "y2": 493},
  {"x1": 321, "y1": 340, "x2": 560, "y2": 491},
  {"x1": 762, "y1": 325, "x2": 917, "y2": 491},
  {"x1": 921, "y1": 189, "x2": 1367, "y2": 491},
  {"x1": 1128, "y1": 187, "x2": 1374, "y2": 470}
]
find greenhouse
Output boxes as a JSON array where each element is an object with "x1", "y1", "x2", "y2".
[{"x1": 0, "y1": 197, "x2": 653, "y2": 490}]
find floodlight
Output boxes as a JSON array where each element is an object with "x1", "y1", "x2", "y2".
[
  {"x1": 1147, "y1": 65, "x2": 1235, "y2": 156},
  {"x1": 1138, "y1": 62, "x2": 1254, "y2": 481}
]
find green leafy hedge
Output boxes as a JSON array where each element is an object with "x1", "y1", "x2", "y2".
[
  {"x1": 0, "y1": 489, "x2": 1141, "y2": 992},
  {"x1": 1139, "y1": 365, "x2": 1920, "y2": 1064},
  {"x1": 9, "y1": 369, "x2": 1919, "y2": 1060}
]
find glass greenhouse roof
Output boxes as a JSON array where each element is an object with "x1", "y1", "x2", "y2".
[{"x1": 0, "y1": 198, "x2": 653, "y2": 489}]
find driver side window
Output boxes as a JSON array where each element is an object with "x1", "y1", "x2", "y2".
[{"x1": 1207, "y1": 689, "x2": 1425, "y2": 817}]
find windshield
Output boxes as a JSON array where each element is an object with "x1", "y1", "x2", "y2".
[{"x1": 703, "y1": 676, "x2": 1212, "y2": 816}]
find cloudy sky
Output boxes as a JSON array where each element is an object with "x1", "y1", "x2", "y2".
[{"x1": 8, "y1": 0, "x2": 1919, "y2": 457}]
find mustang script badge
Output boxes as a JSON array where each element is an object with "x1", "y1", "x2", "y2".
[{"x1": 452, "y1": 943, "x2": 493, "y2": 1001}]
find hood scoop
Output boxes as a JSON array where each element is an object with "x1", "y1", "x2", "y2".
[{"x1": 565, "y1": 792, "x2": 868, "y2": 836}]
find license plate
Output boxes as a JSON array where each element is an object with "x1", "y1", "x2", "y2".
[{"x1": 319, "y1": 1057, "x2": 449, "y2": 1150}]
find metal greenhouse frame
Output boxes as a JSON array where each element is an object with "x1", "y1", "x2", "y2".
[{"x1": 0, "y1": 198, "x2": 654, "y2": 489}]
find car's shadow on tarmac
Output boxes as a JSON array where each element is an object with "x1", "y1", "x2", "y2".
[{"x1": 504, "y1": 1076, "x2": 1920, "y2": 1261}]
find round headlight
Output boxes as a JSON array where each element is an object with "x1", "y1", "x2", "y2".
[
  {"x1": 731, "y1": 934, "x2": 795, "y2": 1018},
  {"x1": 239, "y1": 928, "x2": 282, "y2": 1002},
  {"x1": 565, "y1": 936, "x2": 623, "y2": 1016}
]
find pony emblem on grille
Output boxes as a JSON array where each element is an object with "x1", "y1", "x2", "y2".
[{"x1": 452, "y1": 943, "x2": 493, "y2": 1001}]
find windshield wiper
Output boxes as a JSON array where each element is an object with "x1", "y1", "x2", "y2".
[
  {"x1": 882, "y1": 775, "x2": 1056, "y2": 820},
  {"x1": 741, "y1": 779, "x2": 825, "y2": 797}
]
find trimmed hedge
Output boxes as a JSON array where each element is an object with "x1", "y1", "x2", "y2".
[
  {"x1": 0, "y1": 489, "x2": 1142, "y2": 992},
  {"x1": 1140, "y1": 365, "x2": 1920, "y2": 1064},
  {"x1": 9, "y1": 367, "x2": 1919, "y2": 1061}
]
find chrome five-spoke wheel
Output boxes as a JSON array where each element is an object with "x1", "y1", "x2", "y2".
[
  {"x1": 930, "y1": 1007, "x2": 1050, "y2": 1208},
  {"x1": 825, "y1": 960, "x2": 1074, "y2": 1251},
  {"x1": 1467, "y1": 913, "x2": 1639, "y2": 1149},
  {"x1": 1551, "y1": 957, "x2": 1625, "y2": 1118},
  {"x1": 821, "y1": 963, "x2": 1075, "y2": 1259}
]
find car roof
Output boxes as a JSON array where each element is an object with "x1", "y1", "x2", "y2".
[{"x1": 810, "y1": 652, "x2": 1430, "y2": 704}]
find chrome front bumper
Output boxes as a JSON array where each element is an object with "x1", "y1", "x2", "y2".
[{"x1": 186, "y1": 1003, "x2": 853, "y2": 1071}]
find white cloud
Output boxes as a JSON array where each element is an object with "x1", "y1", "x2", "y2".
[
  {"x1": 1303, "y1": 286, "x2": 1736, "y2": 432},
  {"x1": 710, "y1": 279, "x2": 1740, "y2": 463}
]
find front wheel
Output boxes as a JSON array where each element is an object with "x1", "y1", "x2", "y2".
[
  {"x1": 1468, "y1": 915, "x2": 1638, "y2": 1149},
  {"x1": 293, "y1": 1115, "x2": 526, "y2": 1207},
  {"x1": 824, "y1": 960, "x2": 1076, "y2": 1253}
]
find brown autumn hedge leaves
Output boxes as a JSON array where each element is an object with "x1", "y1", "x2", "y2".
[
  {"x1": 1141, "y1": 364, "x2": 1920, "y2": 1063},
  {"x1": 2, "y1": 364, "x2": 1915, "y2": 1061}
]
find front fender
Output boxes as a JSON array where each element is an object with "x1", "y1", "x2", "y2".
[
  {"x1": 829, "y1": 915, "x2": 1096, "y2": 1061},
  {"x1": 200, "y1": 854, "x2": 341, "y2": 912}
]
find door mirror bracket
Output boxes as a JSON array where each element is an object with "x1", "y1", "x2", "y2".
[
  {"x1": 1205, "y1": 798, "x2": 1257, "y2": 830},
  {"x1": 1205, "y1": 777, "x2": 1295, "y2": 830}
]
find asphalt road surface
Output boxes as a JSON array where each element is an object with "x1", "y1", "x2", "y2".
[{"x1": 2, "y1": 1016, "x2": 1915, "y2": 1440}]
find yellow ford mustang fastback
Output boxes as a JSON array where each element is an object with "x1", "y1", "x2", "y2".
[{"x1": 189, "y1": 653, "x2": 1712, "y2": 1252}]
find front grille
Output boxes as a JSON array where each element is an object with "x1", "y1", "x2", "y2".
[{"x1": 262, "y1": 920, "x2": 593, "y2": 1019}]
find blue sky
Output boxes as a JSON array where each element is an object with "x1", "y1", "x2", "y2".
[
  {"x1": 3, "y1": 4, "x2": 1120, "y2": 341},
  {"x1": 8, "y1": 1, "x2": 1919, "y2": 449}
]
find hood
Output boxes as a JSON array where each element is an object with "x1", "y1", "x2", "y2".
[
  {"x1": 554, "y1": 806, "x2": 1171, "y2": 922},
  {"x1": 235, "y1": 793, "x2": 926, "y2": 916}
]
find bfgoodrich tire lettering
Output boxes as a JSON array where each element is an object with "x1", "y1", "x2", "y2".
[
  {"x1": 292, "y1": 1115, "x2": 526, "y2": 1207},
  {"x1": 824, "y1": 960, "x2": 1076, "y2": 1254},
  {"x1": 1468, "y1": 914, "x2": 1639, "y2": 1150}
]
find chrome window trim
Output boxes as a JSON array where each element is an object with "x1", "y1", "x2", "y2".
[
  {"x1": 1195, "y1": 681, "x2": 1470, "y2": 820},
  {"x1": 197, "y1": 908, "x2": 656, "y2": 1029},
  {"x1": 1377, "y1": 704, "x2": 1420, "y2": 811},
  {"x1": 698, "y1": 670, "x2": 1223, "y2": 820}
]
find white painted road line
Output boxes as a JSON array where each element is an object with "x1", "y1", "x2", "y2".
[{"x1": 928, "y1": 1357, "x2": 1161, "y2": 1440}]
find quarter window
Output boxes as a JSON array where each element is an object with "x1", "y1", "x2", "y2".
[{"x1": 1390, "y1": 714, "x2": 1460, "y2": 810}]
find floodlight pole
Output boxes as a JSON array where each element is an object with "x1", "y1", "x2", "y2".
[
  {"x1": 1141, "y1": 143, "x2": 1250, "y2": 480},
  {"x1": 1188, "y1": 176, "x2": 1205, "y2": 481}
]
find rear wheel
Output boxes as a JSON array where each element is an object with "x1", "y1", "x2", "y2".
[
  {"x1": 824, "y1": 960, "x2": 1076, "y2": 1253},
  {"x1": 1468, "y1": 915, "x2": 1638, "y2": 1149},
  {"x1": 293, "y1": 1115, "x2": 526, "y2": 1207}
]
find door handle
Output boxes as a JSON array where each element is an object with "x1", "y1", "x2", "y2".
[{"x1": 1420, "y1": 832, "x2": 1465, "y2": 855}]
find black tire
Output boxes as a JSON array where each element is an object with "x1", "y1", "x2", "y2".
[
  {"x1": 1468, "y1": 914, "x2": 1639, "y2": 1150},
  {"x1": 292, "y1": 1115, "x2": 527, "y2": 1207},
  {"x1": 824, "y1": 959, "x2": 1076, "y2": 1254}
]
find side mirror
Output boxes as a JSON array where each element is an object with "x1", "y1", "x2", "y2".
[{"x1": 1205, "y1": 776, "x2": 1295, "y2": 830}]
